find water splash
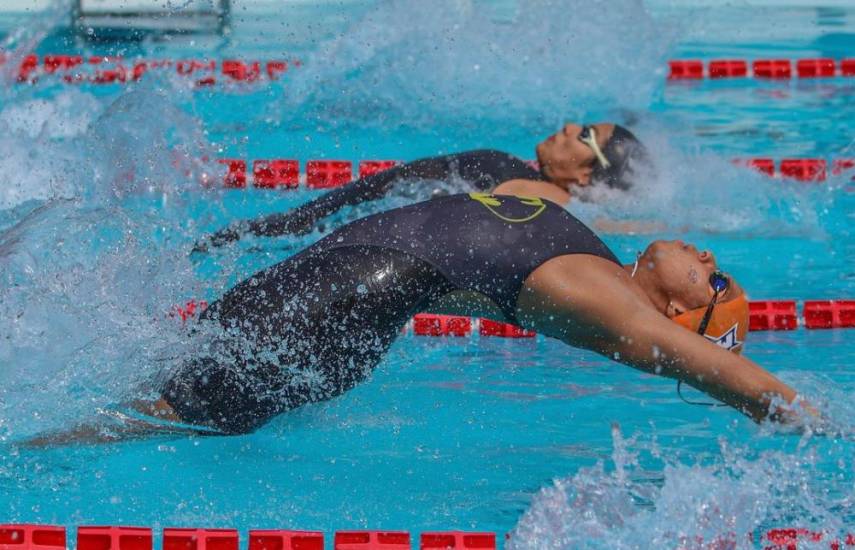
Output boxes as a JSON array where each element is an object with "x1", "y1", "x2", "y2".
[
  {"x1": 508, "y1": 424, "x2": 853, "y2": 549},
  {"x1": 569, "y1": 126, "x2": 834, "y2": 238},
  {"x1": 0, "y1": 76, "x2": 218, "y2": 439},
  {"x1": 0, "y1": 0, "x2": 71, "y2": 86},
  {"x1": 284, "y1": 0, "x2": 676, "y2": 134}
]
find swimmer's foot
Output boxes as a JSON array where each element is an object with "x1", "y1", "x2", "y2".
[{"x1": 19, "y1": 399, "x2": 216, "y2": 448}]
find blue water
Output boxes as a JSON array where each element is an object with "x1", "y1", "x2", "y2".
[{"x1": 0, "y1": 1, "x2": 853, "y2": 548}]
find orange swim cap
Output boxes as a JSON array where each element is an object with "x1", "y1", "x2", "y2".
[{"x1": 673, "y1": 293, "x2": 749, "y2": 354}]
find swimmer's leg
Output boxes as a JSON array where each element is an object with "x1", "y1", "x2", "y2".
[
  {"x1": 166, "y1": 245, "x2": 454, "y2": 434},
  {"x1": 20, "y1": 399, "x2": 215, "y2": 448}
]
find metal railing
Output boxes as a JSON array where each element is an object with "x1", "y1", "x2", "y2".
[{"x1": 71, "y1": 0, "x2": 230, "y2": 38}]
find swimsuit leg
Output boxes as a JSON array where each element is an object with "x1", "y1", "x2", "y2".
[{"x1": 163, "y1": 245, "x2": 453, "y2": 434}]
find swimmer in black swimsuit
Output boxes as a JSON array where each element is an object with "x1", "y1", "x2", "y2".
[
  {"x1": 192, "y1": 123, "x2": 648, "y2": 252},
  {"x1": 27, "y1": 193, "x2": 812, "y2": 445},
  {"x1": 145, "y1": 193, "x2": 807, "y2": 435}
]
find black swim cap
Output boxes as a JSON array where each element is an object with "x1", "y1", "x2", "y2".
[{"x1": 590, "y1": 125, "x2": 649, "y2": 190}]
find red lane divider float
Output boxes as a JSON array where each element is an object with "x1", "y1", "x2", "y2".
[
  {"x1": 722, "y1": 300, "x2": 855, "y2": 331},
  {"x1": 0, "y1": 54, "x2": 299, "y2": 85},
  {"x1": 735, "y1": 158, "x2": 855, "y2": 182},
  {"x1": 479, "y1": 318, "x2": 536, "y2": 338},
  {"x1": 334, "y1": 531, "x2": 409, "y2": 550},
  {"x1": 78, "y1": 527, "x2": 152, "y2": 550},
  {"x1": 170, "y1": 300, "x2": 208, "y2": 323},
  {"x1": 709, "y1": 59, "x2": 748, "y2": 78},
  {"x1": 754, "y1": 59, "x2": 793, "y2": 79},
  {"x1": 780, "y1": 159, "x2": 826, "y2": 181},
  {"x1": 764, "y1": 528, "x2": 855, "y2": 550},
  {"x1": 212, "y1": 156, "x2": 853, "y2": 190},
  {"x1": 803, "y1": 300, "x2": 855, "y2": 329},
  {"x1": 218, "y1": 159, "x2": 248, "y2": 189},
  {"x1": 0, "y1": 525, "x2": 66, "y2": 550},
  {"x1": 668, "y1": 57, "x2": 855, "y2": 80},
  {"x1": 749, "y1": 301, "x2": 798, "y2": 331},
  {"x1": 420, "y1": 532, "x2": 495, "y2": 549},
  {"x1": 249, "y1": 530, "x2": 324, "y2": 550},
  {"x1": 252, "y1": 160, "x2": 300, "y2": 189},
  {"x1": 412, "y1": 314, "x2": 472, "y2": 337},
  {"x1": 162, "y1": 529, "x2": 239, "y2": 550},
  {"x1": 306, "y1": 160, "x2": 354, "y2": 189}
]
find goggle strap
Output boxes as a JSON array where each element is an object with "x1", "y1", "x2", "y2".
[
  {"x1": 676, "y1": 287, "x2": 726, "y2": 408},
  {"x1": 696, "y1": 291, "x2": 720, "y2": 335}
]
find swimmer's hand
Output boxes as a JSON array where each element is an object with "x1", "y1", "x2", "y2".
[
  {"x1": 191, "y1": 209, "x2": 322, "y2": 255},
  {"x1": 766, "y1": 396, "x2": 842, "y2": 436},
  {"x1": 191, "y1": 221, "x2": 248, "y2": 254}
]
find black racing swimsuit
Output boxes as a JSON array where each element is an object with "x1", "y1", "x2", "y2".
[
  {"x1": 165, "y1": 194, "x2": 620, "y2": 434},
  {"x1": 313, "y1": 193, "x2": 620, "y2": 321},
  {"x1": 199, "y1": 150, "x2": 543, "y2": 249}
]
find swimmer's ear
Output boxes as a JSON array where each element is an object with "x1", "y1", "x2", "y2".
[{"x1": 665, "y1": 301, "x2": 686, "y2": 319}]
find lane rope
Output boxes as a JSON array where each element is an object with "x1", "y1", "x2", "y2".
[
  {"x1": 669, "y1": 57, "x2": 855, "y2": 80},
  {"x1": 2, "y1": 54, "x2": 853, "y2": 84},
  {"x1": 208, "y1": 157, "x2": 854, "y2": 189},
  {"x1": 170, "y1": 300, "x2": 855, "y2": 335},
  {"x1": 2, "y1": 524, "x2": 854, "y2": 550},
  {"x1": 408, "y1": 298, "x2": 855, "y2": 336},
  {"x1": 0, "y1": 54, "x2": 299, "y2": 84}
]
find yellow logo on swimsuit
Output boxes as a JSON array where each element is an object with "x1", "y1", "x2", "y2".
[{"x1": 468, "y1": 193, "x2": 547, "y2": 223}]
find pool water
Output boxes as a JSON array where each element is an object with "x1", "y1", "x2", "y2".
[{"x1": 0, "y1": 0, "x2": 853, "y2": 547}]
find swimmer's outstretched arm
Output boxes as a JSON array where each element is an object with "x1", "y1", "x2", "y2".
[
  {"x1": 192, "y1": 156, "x2": 464, "y2": 252},
  {"x1": 520, "y1": 257, "x2": 809, "y2": 423},
  {"x1": 191, "y1": 187, "x2": 359, "y2": 252},
  {"x1": 610, "y1": 312, "x2": 800, "y2": 422}
]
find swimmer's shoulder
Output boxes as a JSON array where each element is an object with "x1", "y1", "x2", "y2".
[{"x1": 493, "y1": 179, "x2": 570, "y2": 206}]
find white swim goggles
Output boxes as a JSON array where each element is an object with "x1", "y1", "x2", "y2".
[{"x1": 578, "y1": 125, "x2": 611, "y2": 169}]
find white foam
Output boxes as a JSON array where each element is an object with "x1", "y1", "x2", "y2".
[{"x1": 508, "y1": 424, "x2": 853, "y2": 549}]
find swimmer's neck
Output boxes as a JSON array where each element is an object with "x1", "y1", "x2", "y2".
[{"x1": 622, "y1": 261, "x2": 664, "y2": 312}]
